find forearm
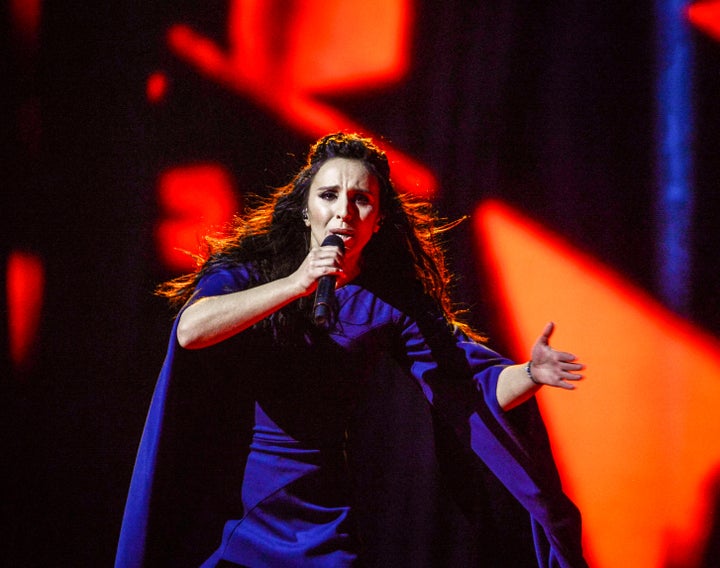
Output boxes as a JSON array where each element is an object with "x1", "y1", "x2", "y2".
[
  {"x1": 176, "y1": 275, "x2": 305, "y2": 349},
  {"x1": 496, "y1": 363, "x2": 541, "y2": 411}
]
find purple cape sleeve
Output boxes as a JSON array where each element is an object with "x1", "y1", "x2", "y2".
[
  {"x1": 401, "y1": 315, "x2": 587, "y2": 568},
  {"x1": 115, "y1": 266, "x2": 254, "y2": 568},
  {"x1": 114, "y1": 318, "x2": 181, "y2": 568}
]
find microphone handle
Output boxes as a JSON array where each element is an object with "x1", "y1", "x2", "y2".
[
  {"x1": 313, "y1": 275, "x2": 337, "y2": 328},
  {"x1": 313, "y1": 234, "x2": 345, "y2": 328}
]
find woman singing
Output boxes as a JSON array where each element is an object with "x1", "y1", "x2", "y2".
[{"x1": 116, "y1": 132, "x2": 587, "y2": 567}]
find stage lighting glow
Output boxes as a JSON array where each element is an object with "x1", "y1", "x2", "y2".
[
  {"x1": 165, "y1": 0, "x2": 436, "y2": 196},
  {"x1": 146, "y1": 71, "x2": 169, "y2": 103},
  {"x1": 7, "y1": 249, "x2": 45, "y2": 371},
  {"x1": 476, "y1": 199, "x2": 720, "y2": 568},
  {"x1": 688, "y1": 0, "x2": 720, "y2": 41},
  {"x1": 154, "y1": 164, "x2": 239, "y2": 271}
]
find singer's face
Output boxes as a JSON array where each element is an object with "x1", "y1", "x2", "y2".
[{"x1": 305, "y1": 158, "x2": 382, "y2": 274}]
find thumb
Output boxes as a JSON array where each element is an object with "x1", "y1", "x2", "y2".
[{"x1": 538, "y1": 321, "x2": 555, "y2": 346}]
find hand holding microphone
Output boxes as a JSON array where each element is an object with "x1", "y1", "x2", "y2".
[{"x1": 313, "y1": 234, "x2": 345, "y2": 328}]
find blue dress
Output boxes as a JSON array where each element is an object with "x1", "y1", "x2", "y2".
[{"x1": 116, "y1": 264, "x2": 587, "y2": 567}]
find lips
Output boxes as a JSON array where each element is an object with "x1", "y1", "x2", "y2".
[{"x1": 330, "y1": 229, "x2": 354, "y2": 241}]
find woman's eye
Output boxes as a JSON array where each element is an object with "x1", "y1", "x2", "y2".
[
  {"x1": 320, "y1": 191, "x2": 337, "y2": 200},
  {"x1": 353, "y1": 194, "x2": 370, "y2": 205}
]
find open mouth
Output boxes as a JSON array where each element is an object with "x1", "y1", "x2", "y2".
[{"x1": 330, "y1": 230, "x2": 354, "y2": 241}]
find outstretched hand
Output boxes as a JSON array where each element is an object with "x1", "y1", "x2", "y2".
[{"x1": 530, "y1": 322, "x2": 584, "y2": 390}]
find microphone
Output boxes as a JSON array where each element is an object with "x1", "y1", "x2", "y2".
[{"x1": 313, "y1": 234, "x2": 345, "y2": 328}]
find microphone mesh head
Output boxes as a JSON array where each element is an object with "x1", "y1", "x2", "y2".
[{"x1": 321, "y1": 234, "x2": 345, "y2": 252}]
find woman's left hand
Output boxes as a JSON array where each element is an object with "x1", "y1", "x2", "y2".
[{"x1": 529, "y1": 322, "x2": 584, "y2": 389}]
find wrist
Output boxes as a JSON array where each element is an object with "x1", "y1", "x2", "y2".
[
  {"x1": 285, "y1": 273, "x2": 312, "y2": 299},
  {"x1": 525, "y1": 360, "x2": 541, "y2": 385}
]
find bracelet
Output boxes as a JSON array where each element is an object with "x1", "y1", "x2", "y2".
[{"x1": 525, "y1": 360, "x2": 541, "y2": 385}]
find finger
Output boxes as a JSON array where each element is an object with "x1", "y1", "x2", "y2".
[
  {"x1": 306, "y1": 255, "x2": 340, "y2": 275},
  {"x1": 560, "y1": 371, "x2": 584, "y2": 381},
  {"x1": 538, "y1": 321, "x2": 555, "y2": 345},
  {"x1": 555, "y1": 380, "x2": 577, "y2": 391},
  {"x1": 315, "y1": 256, "x2": 341, "y2": 268},
  {"x1": 554, "y1": 350, "x2": 579, "y2": 363},
  {"x1": 318, "y1": 265, "x2": 342, "y2": 275},
  {"x1": 314, "y1": 249, "x2": 342, "y2": 261},
  {"x1": 317, "y1": 252, "x2": 344, "y2": 269},
  {"x1": 310, "y1": 247, "x2": 343, "y2": 263}
]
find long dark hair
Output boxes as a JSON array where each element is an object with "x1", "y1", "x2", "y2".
[{"x1": 157, "y1": 132, "x2": 478, "y2": 339}]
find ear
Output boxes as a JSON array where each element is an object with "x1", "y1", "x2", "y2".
[
  {"x1": 373, "y1": 215, "x2": 384, "y2": 233},
  {"x1": 302, "y1": 209, "x2": 310, "y2": 227}
]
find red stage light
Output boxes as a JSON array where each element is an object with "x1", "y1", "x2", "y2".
[
  {"x1": 7, "y1": 250, "x2": 45, "y2": 371},
  {"x1": 146, "y1": 71, "x2": 169, "y2": 103},
  {"x1": 688, "y1": 0, "x2": 720, "y2": 42},
  {"x1": 154, "y1": 164, "x2": 239, "y2": 271},
  {"x1": 165, "y1": 0, "x2": 436, "y2": 196},
  {"x1": 10, "y1": 0, "x2": 42, "y2": 46}
]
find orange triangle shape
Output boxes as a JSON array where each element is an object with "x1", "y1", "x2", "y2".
[{"x1": 475, "y1": 199, "x2": 720, "y2": 567}]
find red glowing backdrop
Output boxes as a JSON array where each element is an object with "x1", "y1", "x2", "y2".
[{"x1": 6, "y1": 1, "x2": 720, "y2": 566}]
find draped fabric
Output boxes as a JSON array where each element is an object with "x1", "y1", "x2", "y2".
[{"x1": 116, "y1": 265, "x2": 586, "y2": 567}]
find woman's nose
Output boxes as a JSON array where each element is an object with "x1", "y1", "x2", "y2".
[{"x1": 335, "y1": 196, "x2": 351, "y2": 219}]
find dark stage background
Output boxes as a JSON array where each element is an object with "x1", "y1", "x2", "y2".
[{"x1": 5, "y1": 1, "x2": 720, "y2": 566}]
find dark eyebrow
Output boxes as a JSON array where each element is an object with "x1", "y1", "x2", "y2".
[{"x1": 314, "y1": 185, "x2": 373, "y2": 193}]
